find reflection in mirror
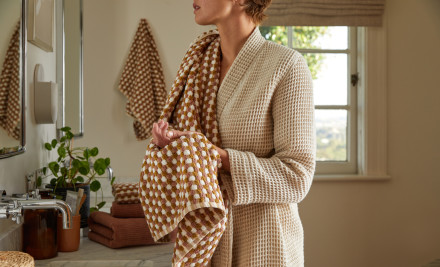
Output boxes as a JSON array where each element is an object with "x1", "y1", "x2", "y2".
[
  {"x1": 0, "y1": 0, "x2": 26, "y2": 159},
  {"x1": 57, "y1": 0, "x2": 83, "y2": 137}
]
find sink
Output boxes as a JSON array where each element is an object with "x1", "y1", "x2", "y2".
[
  {"x1": 0, "y1": 219, "x2": 22, "y2": 251},
  {"x1": 47, "y1": 260, "x2": 153, "y2": 267}
]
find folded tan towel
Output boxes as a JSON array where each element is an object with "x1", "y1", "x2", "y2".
[
  {"x1": 88, "y1": 211, "x2": 176, "y2": 249},
  {"x1": 112, "y1": 183, "x2": 140, "y2": 204},
  {"x1": 118, "y1": 18, "x2": 167, "y2": 140},
  {"x1": 0, "y1": 21, "x2": 21, "y2": 140},
  {"x1": 110, "y1": 202, "x2": 144, "y2": 218}
]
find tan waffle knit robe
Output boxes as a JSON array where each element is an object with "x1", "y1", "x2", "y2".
[{"x1": 210, "y1": 27, "x2": 315, "y2": 267}]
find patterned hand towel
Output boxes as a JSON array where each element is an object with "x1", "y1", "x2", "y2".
[
  {"x1": 139, "y1": 30, "x2": 228, "y2": 266},
  {"x1": 112, "y1": 182, "x2": 140, "y2": 204},
  {"x1": 118, "y1": 19, "x2": 167, "y2": 140},
  {"x1": 88, "y1": 211, "x2": 176, "y2": 249},
  {"x1": 110, "y1": 202, "x2": 144, "y2": 218},
  {"x1": 0, "y1": 22, "x2": 20, "y2": 140}
]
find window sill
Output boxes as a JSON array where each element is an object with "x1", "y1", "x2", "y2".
[{"x1": 313, "y1": 174, "x2": 391, "y2": 182}]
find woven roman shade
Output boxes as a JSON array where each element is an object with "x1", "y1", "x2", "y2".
[{"x1": 263, "y1": 0, "x2": 385, "y2": 26}]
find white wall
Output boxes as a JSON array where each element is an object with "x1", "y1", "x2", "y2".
[
  {"x1": 301, "y1": 0, "x2": 440, "y2": 266},
  {"x1": 77, "y1": 0, "x2": 211, "y2": 179},
  {"x1": 0, "y1": 3, "x2": 58, "y2": 195}
]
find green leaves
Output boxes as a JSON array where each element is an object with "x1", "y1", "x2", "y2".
[
  {"x1": 72, "y1": 159, "x2": 81, "y2": 169},
  {"x1": 83, "y1": 148, "x2": 90, "y2": 160},
  {"x1": 36, "y1": 176, "x2": 42, "y2": 187},
  {"x1": 50, "y1": 178, "x2": 57, "y2": 186},
  {"x1": 89, "y1": 207, "x2": 99, "y2": 213},
  {"x1": 90, "y1": 180, "x2": 101, "y2": 192},
  {"x1": 48, "y1": 162, "x2": 60, "y2": 176},
  {"x1": 65, "y1": 131, "x2": 74, "y2": 140},
  {"x1": 60, "y1": 167, "x2": 68, "y2": 176},
  {"x1": 83, "y1": 148, "x2": 99, "y2": 160},
  {"x1": 78, "y1": 161, "x2": 90, "y2": 175},
  {"x1": 90, "y1": 201, "x2": 106, "y2": 213},
  {"x1": 259, "y1": 26, "x2": 329, "y2": 80},
  {"x1": 97, "y1": 201, "x2": 106, "y2": 209},
  {"x1": 42, "y1": 125, "x2": 113, "y2": 212},
  {"x1": 93, "y1": 158, "x2": 108, "y2": 175},
  {"x1": 51, "y1": 139, "x2": 58, "y2": 148},
  {"x1": 44, "y1": 143, "x2": 52, "y2": 151},
  {"x1": 57, "y1": 146, "x2": 67, "y2": 158},
  {"x1": 90, "y1": 147, "x2": 99, "y2": 157},
  {"x1": 75, "y1": 176, "x2": 84, "y2": 183}
]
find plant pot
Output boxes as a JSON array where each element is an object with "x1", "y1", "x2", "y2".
[
  {"x1": 57, "y1": 214, "x2": 81, "y2": 252},
  {"x1": 46, "y1": 184, "x2": 90, "y2": 228}
]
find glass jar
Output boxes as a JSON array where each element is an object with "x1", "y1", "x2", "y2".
[{"x1": 23, "y1": 209, "x2": 58, "y2": 260}]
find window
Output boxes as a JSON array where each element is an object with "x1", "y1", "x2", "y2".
[{"x1": 261, "y1": 26, "x2": 358, "y2": 175}]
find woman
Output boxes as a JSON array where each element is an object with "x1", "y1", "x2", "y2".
[{"x1": 151, "y1": 0, "x2": 315, "y2": 266}]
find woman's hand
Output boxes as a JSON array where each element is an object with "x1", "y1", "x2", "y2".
[
  {"x1": 151, "y1": 120, "x2": 194, "y2": 148},
  {"x1": 152, "y1": 120, "x2": 230, "y2": 171}
]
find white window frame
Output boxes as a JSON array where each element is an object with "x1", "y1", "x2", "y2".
[
  {"x1": 283, "y1": 27, "x2": 358, "y2": 175},
  {"x1": 296, "y1": 27, "x2": 358, "y2": 175},
  {"x1": 314, "y1": 26, "x2": 390, "y2": 181}
]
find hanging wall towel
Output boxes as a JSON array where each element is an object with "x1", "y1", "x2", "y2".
[
  {"x1": 0, "y1": 22, "x2": 21, "y2": 140},
  {"x1": 139, "y1": 30, "x2": 229, "y2": 266},
  {"x1": 118, "y1": 19, "x2": 167, "y2": 140}
]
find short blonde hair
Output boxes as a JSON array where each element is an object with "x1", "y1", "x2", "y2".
[{"x1": 242, "y1": 0, "x2": 272, "y2": 25}]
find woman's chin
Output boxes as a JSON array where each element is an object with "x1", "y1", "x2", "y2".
[{"x1": 194, "y1": 17, "x2": 213, "y2": 26}]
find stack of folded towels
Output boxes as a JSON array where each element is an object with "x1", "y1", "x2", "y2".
[{"x1": 88, "y1": 182, "x2": 176, "y2": 248}]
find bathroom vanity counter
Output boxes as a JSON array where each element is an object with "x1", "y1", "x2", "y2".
[
  {"x1": 0, "y1": 220, "x2": 22, "y2": 251},
  {"x1": 35, "y1": 237, "x2": 174, "y2": 267}
]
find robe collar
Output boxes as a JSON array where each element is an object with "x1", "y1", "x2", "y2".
[{"x1": 216, "y1": 27, "x2": 265, "y2": 121}]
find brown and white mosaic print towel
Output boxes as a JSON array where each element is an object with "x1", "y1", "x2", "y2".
[
  {"x1": 0, "y1": 22, "x2": 20, "y2": 140},
  {"x1": 112, "y1": 183, "x2": 140, "y2": 204},
  {"x1": 139, "y1": 30, "x2": 229, "y2": 266},
  {"x1": 118, "y1": 19, "x2": 167, "y2": 140}
]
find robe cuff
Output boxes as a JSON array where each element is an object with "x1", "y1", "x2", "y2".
[{"x1": 224, "y1": 148, "x2": 254, "y2": 205}]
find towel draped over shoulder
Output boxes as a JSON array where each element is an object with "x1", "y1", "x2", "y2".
[{"x1": 139, "y1": 30, "x2": 230, "y2": 266}]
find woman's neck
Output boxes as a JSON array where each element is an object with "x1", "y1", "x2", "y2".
[{"x1": 217, "y1": 16, "x2": 256, "y2": 66}]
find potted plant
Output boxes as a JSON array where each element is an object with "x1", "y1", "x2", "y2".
[{"x1": 37, "y1": 127, "x2": 115, "y2": 227}]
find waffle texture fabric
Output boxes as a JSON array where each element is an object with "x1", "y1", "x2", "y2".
[
  {"x1": 118, "y1": 19, "x2": 167, "y2": 140},
  {"x1": 0, "y1": 22, "x2": 20, "y2": 140},
  {"x1": 139, "y1": 30, "x2": 229, "y2": 266},
  {"x1": 87, "y1": 211, "x2": 175, "y2": 248},
  {"x1": 112, "y1": 182, "x2": 140, "y2": 204},
  {"x1": 110, "y1": 202, "x2": 144, "y2": 218},
  {"x1": 209, "y1": 27, "x2": 315, "y2": 267}
]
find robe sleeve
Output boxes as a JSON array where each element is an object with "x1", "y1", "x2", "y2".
[{"x1": 223, "y1": 56, "x2": 316, "y2": 205}]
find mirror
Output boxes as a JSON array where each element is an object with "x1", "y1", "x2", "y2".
[
  {"x1": 57, "y1": 0, "x2": 83, "y2": 137},
  {"x1": 0, "y1": 0, "x2": 26, "y2": 159}
]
